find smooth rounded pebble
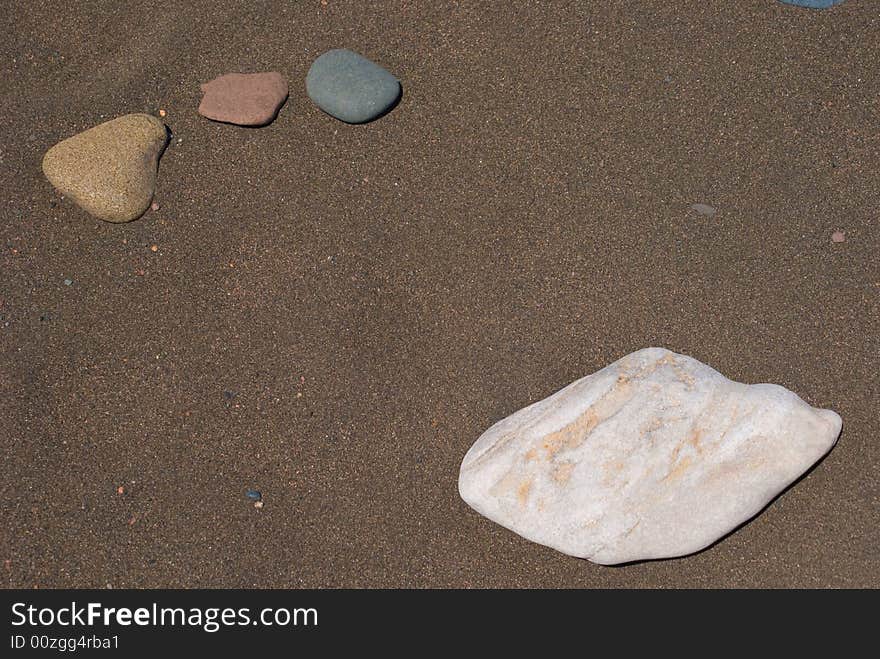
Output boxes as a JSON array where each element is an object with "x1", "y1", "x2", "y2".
[
  {"x1": 459, "y1": 347, "x2": 842, "y2": 565},
  {"x1": 42, "y1": 114, "x2": 168, "y2": 223},
  {"x1": 198, "y1": 72, "x2": 289, "y2": 126},
  {"x1": 306, "y1": 49, "x2": 401, "y2": 124},
  {"x1": 778, "y1": 0, "x2": 845, "y2": 8}
]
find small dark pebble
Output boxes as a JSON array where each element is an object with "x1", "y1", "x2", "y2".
[
  {"x1": 246, "y1": 489, "x2": 262, "y2": 501},
  {"x1": 223, "y1": 390, "x2": 236, "y2": 400}
]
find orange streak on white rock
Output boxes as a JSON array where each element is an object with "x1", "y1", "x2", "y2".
[{"x1": 458, "y1": 347, "x2": 841, "y2": 564}]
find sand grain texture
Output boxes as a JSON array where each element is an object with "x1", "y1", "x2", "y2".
[{"x1": 0, "y1": 0, "x2": 877, "y2": 588}]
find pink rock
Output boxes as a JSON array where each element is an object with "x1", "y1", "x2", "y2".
[
  {"x1": 198, "y1": 72, "x2": 289, "y2": 126},
  {"x1": 831, "y1": 231, "x2": 846, "y2": 243}
]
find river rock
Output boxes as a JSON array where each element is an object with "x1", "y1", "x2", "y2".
[
  {"x1": 198, "y1": 72, "x2": 289, "y2": 126},
  {"x1": 305, "y1": 49, "x2": 401, "y2": 124},
  {"x1": 458, "y1": 347, "x2": 841, "y2": 564},
  {"x1": 42, "y1": 114, "x2": 168, "y2": 223}
]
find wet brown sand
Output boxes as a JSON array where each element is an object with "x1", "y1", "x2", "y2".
[{"x1": 0, "y1": 1, "x2": 877, "y2": 588}]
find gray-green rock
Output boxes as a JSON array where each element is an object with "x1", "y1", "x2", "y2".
[
  {"x1": 306, "y1": 49, "x2": 401, "y2": 124},
  {"x1": 42, "y1": 114, "x2": 168, "y2": 223}
]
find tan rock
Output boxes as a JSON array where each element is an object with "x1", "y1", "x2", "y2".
[{"x1": 42, "y1": 114, "x2": 168, "y2": 223}]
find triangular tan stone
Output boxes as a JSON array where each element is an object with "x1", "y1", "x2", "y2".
[{"x1": 42, "y1": 113, "x2": 168, "y2": 223}]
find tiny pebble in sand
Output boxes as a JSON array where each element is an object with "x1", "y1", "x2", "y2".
[
  {"x1": 691, "y1": 203, "x2": 717, "y2": 217},
  {"x1": 831, "y1": 231, "x2": 845, "y2": 243}
]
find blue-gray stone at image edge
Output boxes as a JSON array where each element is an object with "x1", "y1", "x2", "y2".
[
  {"x1": 306, "y1": 49, "x2": 401, "y2": 124},
  {"x1": 778, "y1": 0, "x2": 845, "y2": 8}
]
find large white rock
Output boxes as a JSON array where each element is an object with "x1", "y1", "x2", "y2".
[{"x1": 458, "y1": 347, "x2": 841, "y2": 564}]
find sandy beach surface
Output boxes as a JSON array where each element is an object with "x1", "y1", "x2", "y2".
[{"x1": 1, "y1": 1, "x2": 877, "y2": 588}]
